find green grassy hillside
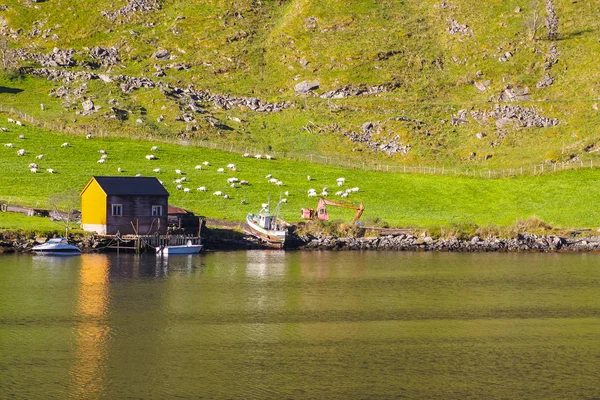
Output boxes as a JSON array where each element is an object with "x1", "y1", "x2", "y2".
[
  {"x1": 0, "y1": 0, "x2": 599, "y2": 168},
  {"x1": 2, "y1": 124, "x2": 600, "y2": 231}
]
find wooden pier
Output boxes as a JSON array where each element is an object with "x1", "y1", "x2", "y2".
[{"x1": 96, "y1": 233, "x2": 201, "y2": 253}]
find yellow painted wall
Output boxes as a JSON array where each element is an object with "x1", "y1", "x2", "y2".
[{"x1": 81, "y1": 178, "x2": 107, "y2": 225}]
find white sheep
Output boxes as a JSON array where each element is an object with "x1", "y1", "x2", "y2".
[
  {"x1": 86, "y1": 134, "x2": 92, "y2": 139},
  {"x1": 268, "y1": 178, "x2": 278, "y2": 184},
  {"x1": 174, "y1": 178, "x2": 182, "y2": 184},
  {"x1": 284, "y1": 191, "x2": 289, "y2": 196},
  {"x1": 255, "y1": 154, "x2": 262, "y2": 159},
  {"x1": 308, "y1": 192, "x2": 317, "y2": 197},
  {"x1": 4, "y1": 143, "x2": 13, "y2": 147},
  {"x1": 135, "y1": 174, "x2": 142, "y2": 177},
  {"x1": 98, "y1": 149, "x2": 106, "y2": 154},
  {"x1": 242, "y1": 153, "x2": 250, "y2": 158},
  {"x1": 261, "y1": 203, "x2": 269, "y2": 209},
  {"x1": 230, "y1": 183, "x2": 237, "y2": 189},
  {"x1": 195, "y1": 165, "x2": 202, "y2": 170},
  {"x1": 265, "y1": 174, "x2": 272, "y2": 179},
  {"x1": 337, "y1": 181, "x2": 344, "y2": 187},
  {"x1": 100, "y1": 155, "x2": 108, "y2": 160},
  {"x1": 151, "y1": 146, "x2": 159, "y2": 151},
  {"x1": 153, "y1": 168, "x2": 161, "y2": 173},
  {"x1": 227, "y1": 177, "x2": 239, "y2": 183},
  {"x1": 7, "y1": 118, "x2": 14, "y2": 123},
  {"x1": 321, "y1": 190, "x2": 328, "y2": 197},
  {"x1": 97, "y1": 159, "x2": 106, "y2": 164},
  {"x1": 18, "y1": 134, "x2": 25, "y2": 139},
  {"x1": 47, "y1": 168, "x2": 55, "y2": 174},
  {"x1": 61, "y1": 142, "x2": 69, "y2": 147},
  {"x1": 28, "y1": 163, "x2": 38, "y2": 169},
  {"x1": 217, "y1": 168, "x2": 225, "y2": 173},
  {"x1": 227, "y1": 163, "x2": 236, "y2": 169},
  {"x1": 341, "y1": 192, "x2": 349, "y2": 198},
  {"x1": 17, "y1": 149, "x2": 25, "y2": 156},
  {"x1": 276, "y1": 181, "x2": 284, "y2": 186},
  {"x1": 178, "y1": 176, "x2": 186, "y2": 182},
  {"x1": 0, "y1": 127, "x2": 7, "y2": 132},
  {"x1": 118, "y1": 167, "x2": 123, "y2": 173},
  {"x1": 159, "y1": 180, "x2": 164, "y2": 185},
  {"x1": 203, "y1": 161, "x2": 210, "y2": 166},
  {"x1": 335, "y1": 191, "x2": 344, "y2": 196},
  {"x1": 240, "y1": 180, "x2": 249, "y2": 185},
  {"x1": 15, "y1": 121, "x2": 22, "y2": 126},
  {"x1": 183, "y1": 188, "x2": 190, "y2": 193},
  {"x1": 213, "y1": 191, "x2": 222, "y2": 196},
  {"x1": 145, "y1": 154, "x2": 156, "y2": 160},
  {"x1": 223, "y1": 194, "x2": 230, "y2": 199},
  {"x1": 30, "y1": 167, "x2": 37, "y2": 173},
  {"x1": 175, "y1": 169, "x2": 182, "y2": 174},
  {"x1": 241, "y1": 199, "x2": 247, "y2": 204},
  {"x1": 266, "y1": 154, "x2": 272, "y2": 160},
  {"x1": 307, "y1": 175, "x2": 311, "y2": 181},
  {"x1": 197, "y1": 186, "x2": 207, "y2": 192},
  {"x1": 351, "y1": 187, "x2": 360, "y2": 192},
  {"x1": 308, "y1": 188, "x2": 316, "y2": 193},
  {"x1": 36, "y1": 154, "x2": 44, "y2": 159},
  {"x1": 280, "y1": 198, "x2": 287, "y2": 203},
  {"x1": 176, "y1": 184, "x2": 183, "y2": 190}
]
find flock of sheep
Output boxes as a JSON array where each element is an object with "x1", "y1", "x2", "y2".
[{"x1": 2, "y1": 117, "x2": 361, "y2": 207}]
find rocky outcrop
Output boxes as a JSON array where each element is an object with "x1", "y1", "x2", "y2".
[
  {"x1": 16, "y1": 48, "x2": 76, "y2": 67},
  {"x1": 297, "y1": 233, "x2": 600, "y2": 252},
  {"x1": 102, "y1": 0, "x2": 161, "y2": 21},
  {"x1": 89, "y1": 46, "x2": 120, "y2": 67},
  {"x1": 319, "y1": 83, "x2": 397, "y2": 99},
  {"x1": 294, "y1": 80, "x2": 320, "y2": 94},
  {"x1": 469, "y1": 104, "x2": 559, "y2": 128},
  {"x1": 344, "y1": 121, "x2": 412, "y2": 156}
]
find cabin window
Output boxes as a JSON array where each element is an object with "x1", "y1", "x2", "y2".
[
  {"x1": 152, "y1": 205, "x2": 163, "y2": 216},
  {"x1": 112, "y1": 204, "x2": 123, "y2": 216}
]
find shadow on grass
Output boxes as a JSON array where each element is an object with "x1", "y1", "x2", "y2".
[{"x1": 0, "y1": 86, "x2": 24, "y2": 94}]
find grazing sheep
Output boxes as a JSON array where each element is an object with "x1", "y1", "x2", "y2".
[
  {"x1": 174, "y1": 178, "x2": 182, "y2": 184},
  {"x1": 7, "y1": 118, "x2": 14, "y2": 123},
  {"x1": 176, "y1": 184, "x2": 183, "y2": 190},
  {"x1": 159, "y1": 180, "x2": 164, "y2": 185},
  {"x1": 195, "y1": 165, "x2": 202, "y2": 170},
  {"x1": 307, "y1": 175, "x2": 311, "y2": 181},
  {"x1": 179, "y1": 176, "x2": 186, "y2": 182},
  {"x1": 203, "y1": 161, "x2": 210, "y2": 166},
  {"x1": 262, "y1": 203, "x2": 269, "y2": 209},
  {"x1": 4, "y1": 143, "x2": 13, "y2": 147},
  {"x1": 0, "y1": 127, "x2": 7, "y2": 132},
  {"x1": 268, "y1": 178, "x2": 278, "y2": 184},
  {"x1": 213, "y1": 191, "x2": 222, "y2": 196},
  {"x1": 255, "y1": 154, "x2": 262, "y2": 159},
  {"x1": 15, "y1": 121, "x2": 22, "y2": 126},
  {"x1": 86, "y1": 134, "x2": 92, "y2": 139},
  {"x1": 227, "y1": 163, "x2": 236, "y2": 169},
  {"x1": 18, "y1": 134, "x2": 25, "y2": 139},
  {"x1": 284, "y1": 191, "x2": 289, "y2": 196},
  {"x1": 153, "y1": 168, "x2": 161, "y2": 173},
  {"x1": 308, "y1": 192, "x2": 317, "y2": 197},
  {"x1": 183, "y1": 188, "x2": 190, "y2": 193},
  {"x1": 240, "y1": 180, "x2": 249, "y2": 185},
  {"x1": 242, "y1": 153, "x2": 250, "y2": 158},
  {"x1": 17, "y1": 149, "x2": 25, "y2": 156},
  {"x1": 337, "y1": 181, "x2": 344, "y2": 187},
  {"x1": 350, "y1": 187, "x2": 360, "y2": 192},
  {"x1": 47, "y1": 168, "x2": 55, "y2": 174},
  {"x1": 308, "y1": 188, "x2": 316, "y2": 193},
  {"x1": 265, "y1": 174, "x2": 272, "y2": 179},
  {"x1": 197, "y1": 186, "x2": 207, "y2": 192},
  {"x1": 175, "y1": 169, "x2": 182, "y2": 174},
  {"x1": 321, "y1": 190, "x2": 328, "y2": 197},
  {"x1": 335, "y1": 191, "x2": 344, "y2": 196},
  {"x1": 230, "y1": 183, "x2": 237, "y2": 189},
  {"x1": 135, "y1": 174, "x2": 142, "y2": 177},
  {"x1": 41, "y1": 104, "x2": 45, "y2": 110},
  {"x1": 227, "y1": 177, "x2": 239, "y2": 184},
  {"x1": 266, "y1": 154, "x2": 272, "y2": 160},
  {"x1": 241, "y1": 199, "x2": 247, "y2": 204},
  {"x1": 217, "y1": 168, "x2": 225, "y2": 173},
  {"x1": 100, "y1": 155, "x2": 108, "y2": 160},
  {"x1": 98, "y1": 149, "x2": 106, "y2": 154},
  {"x1": 145, "y1": 154, "x2": 156, "y2": 160},
  {"x1": 223, "y1": 194, "x2": 230, "y2": 199},
  {"x1": 61, "y1": 142, "x2": 69, "y2": 147},
  {"x1": 280, "y1": 198, "x2": 287, "y2": 203},
  {"x1": 29, "y1": 163, "x2": 38, "y2": 169},
  {"x1": 151, "y1": 146, "x2": 159, "y2": 151},
  {"x1": 30, "y1": 167, "x2": 37, "y2": 173},
  {"x1": 36, "y1": 154, "x2": 44, "y2": 159},
  {"x1": 341, "y1": 192, "x2": 349, "y2": 198},
  {"x1": 276, "y1": 181, "x2": 284, "y2": 186},
  {"x1": 118, "y1": 167, "x2": 123, "y2": 173},
  {"x1": 97, "y1": 159, "x2": 106, "y2": 164}
]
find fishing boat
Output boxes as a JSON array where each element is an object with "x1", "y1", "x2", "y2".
[
  {"x1": 32, "y1": 237, "x2": 82, "y2": 256},
  {"x1": 245, "y1": 198, "x2": 289, "y2": 248},
  {"x1": 156, "y1": 240, "x2": 203, "y2": 256}
]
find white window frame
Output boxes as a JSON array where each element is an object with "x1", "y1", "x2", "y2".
[
  {"x1": 112, "y1": 204, "x2": 123, "y2": 216},
  {"x1": 152, "y1": 205, "x2": 163, "y2": 216}
]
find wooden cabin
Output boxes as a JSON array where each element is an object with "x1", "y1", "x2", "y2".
[
  {"x1": 80, "y1": 176, "x2": 169, "y2": 235},
  {"x1": 167, "y1": 205, "x2": 203, "y2": 234}
]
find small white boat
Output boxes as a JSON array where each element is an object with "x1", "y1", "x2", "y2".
[
  {"x1": 156, "y1": 240, "x2": 203, "y2": 256},
  {"x1": 245, "y1": 198, "x2": 289, "y2": 248},
  {"x1": 32, "y1": 238, "x2": 82, "y2": 256}
]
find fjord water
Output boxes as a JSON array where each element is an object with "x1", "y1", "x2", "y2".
[{"x1": 0, "y1": 251, "x2": 598, "y2": 399}]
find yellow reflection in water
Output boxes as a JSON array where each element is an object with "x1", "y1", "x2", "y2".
[{"x1": 69, "y1": 254, "x2": 110, "y2": 398}]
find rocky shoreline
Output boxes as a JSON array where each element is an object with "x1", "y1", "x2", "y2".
[{"x1": 2, "y1": 232, "x2": 600, "y2": 254}]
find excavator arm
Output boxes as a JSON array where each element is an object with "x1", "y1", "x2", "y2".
[{"x1": 316, "y1": 198, "x2": 364, "y2": 224}]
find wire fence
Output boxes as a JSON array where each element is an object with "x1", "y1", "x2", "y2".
[{"x1": 0, "y1": 104, "x2": 596, "y2": 178}]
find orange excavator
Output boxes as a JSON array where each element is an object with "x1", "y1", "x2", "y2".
[{"x1": 302, "y1": 198, "x2": 365, "y2": 224}]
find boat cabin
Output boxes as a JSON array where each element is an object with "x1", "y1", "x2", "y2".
[{"x1": 80, "y1": 176, "x2": 169, "y2": 235}]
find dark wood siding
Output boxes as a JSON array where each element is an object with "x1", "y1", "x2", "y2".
[{"x1": 106, "y1": 195, "x2": 168, "y2": 235}]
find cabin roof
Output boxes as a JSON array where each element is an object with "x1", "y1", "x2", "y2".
[
  {"x1": 168, "y1": 205, "x2": 192, "y2": 215},
  {"x1": 91, "y1": 176, "x2": 169, "y2": 196}
]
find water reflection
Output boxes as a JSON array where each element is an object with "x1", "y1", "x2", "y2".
[
  {"x1": 69, "y1": 254, "x2": 110, "y2": 398},
  {"x1": 245, "y1": 250, "x2": 286, "y2": 278}
]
